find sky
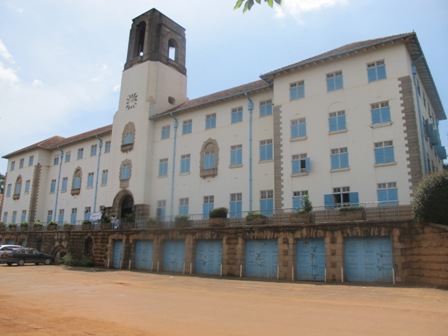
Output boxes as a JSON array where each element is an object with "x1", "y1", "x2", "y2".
[{"x1": 0, "y1": 0, "x2": 447, "y2": 174}]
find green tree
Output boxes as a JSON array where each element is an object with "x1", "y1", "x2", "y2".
[
  {"x1": 234, "y1": 0, "x2": 282, "y2": 12},
  {"x1": 412, "y1": 170, "x2": 448, "y2": 225},
  {"x1": 0, "y1": 173, "x2": 4, "y2": 194}
]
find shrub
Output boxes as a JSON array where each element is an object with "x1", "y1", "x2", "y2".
[
  {"x1": 297, "y1": 195, "x2": 313, "y2": 214},
  {"x1": 245, "y1": 211, "x2": 267, "y2": 224},
  {"x1": 175, "y1": 215, "x2": 190, "y2": 221},
  {"x1": 82, "y1": 220, "x2": 92, "y2": 225},
  {"x1": 61, "y1": 253, "x2": 95, "y2": 267},
  {"x1": 412, "y1": 170, "x2": 448, "y2": 225},
  {"x1": 209, "y1": 207, "x2": 228, "y2": 219},
  {"x1": 339, "y1": 206, "x2": 365, "y2": 212}
]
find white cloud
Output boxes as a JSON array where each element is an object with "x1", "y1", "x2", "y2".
[
  {"x1": 0, "y1": 62, "x2": 18, "y2": 86},
  {"x1": 0, "y1": 39, "x2": 14, "y2": 62},
  {"x1": 275, "y1": 0, "x2": 348, "y2": 21}
]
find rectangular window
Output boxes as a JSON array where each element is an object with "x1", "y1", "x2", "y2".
[
  {"x1": 58, "y1": 209, "x2": 64, "y2": 225},
  {"x1": 202, "y1": 195, "x2": 214, "y2": 220},
  {"x1": 326, "y1": 71, "x2": 343, "y2": 91},
  {"x1": 331, "y1": 147, "x2": 349, "y2": 170},
  {"x1": 120, "y1": 164, "x2": 130, "y2": 180},
  {"x1": 159, "y1": 158, "x2": 168, "y2": 177},
  {"x1": 180, "y1": 154, "x2": 190, "y2": 174},
  {"x1": 179, "y1": 198, "x2": 189, "y2": 215},
  {"x1": 260, "y1": 100, "x2": 273, "y2": 117},
  {"x1": 47, "y1": 210, "x2": 53, "y2": 223},
  {"x1": 90, "y1": 144, "x2": 97, "y2": 156},
  {"x1": 367, "y1": 60, "x2": 386, "y2": 82},
  {"x1": 324, "y1": 187, "x2": 359, "y2": 208},
  {"x1": 374, "y1": 141, "x2": 395, "y2": 164},
  {"x1": 292, "y1": 190, "x2": 308, "y2": 210},
  {"x1": 70, "y1": 208, "x2": 77, "y2": 225},
  {"x1": 12, "y1": 211, "x2": 17, "y2": 224},
  {"x1": 377, "y1": 182, "x2": 398, "y2": 206},
  {"x1": 157, "y1": 200, "x2": 167, "y2": 220},
  {"x1": 290, "y1": 81, "x2": 305, "y2": 100},
  {"x1": 21, "y1": 210, "x2": 27, "y2": 223},
  {"x1": 10, "y1": 161, "x2": 15, "y2": 171},
  {"x1": 123, "y1": 132, "x2": 134, "y2": 145},
  {"x1": 291, "y1": 118, "x2": 307, "y2": 139},
  {"x1": 231, "y1": 107, "x2": 243, "y2": 124},
  {"x1": 25, "y1": 180, "x2": 31, "y2": 194},
  {"x1": 77, "y1": 148, "x2": 84, "y2": 160},
  {"x1": 329, "y1": 110, "x2": 346, "y2": 132},
  {"x1": 204, "y1": 151, "x2": 216, "y2": 169},
  {"x1": 53, "y1": 155, "x2": 59, "y2": 166},
  {"x1": 371, "y1": 101, "x2": 391, "y2": 124},
  {"x1": 73, "y1": 175, "x2": 81, "y2": 189},
  {"x1": 6, "y1": 184, "x2": 11, "y2": 197},
  {"x1": 161, "y1": 125, "x2": 170, "y2": 139},
  {"x1": 50, "y1": 179, "x2": 56, "y2": 193},
  {"x1": 19, "y1": 158, "x2": 24, "y2": 169},
  {"x1": 182, "y1": 119, "x2": 192, "y2": 135},
  {"x1": 65, "y1": 151, "x2": 71, "y2": 163},
  {"x1": 205, "y1": 113, "x2": 216, "y2": 129},
  {"x1": 259, "y1": 139, "x2": 273, "y2": 161},
  {"x1": 230, "y1": 145, "x2": 243, "y2": 166},
  {"x1": 14, "y1": 180, "x2": 21, "y2": 197},
  {"x1": 87, "y1": 172, "x2": 94, "y2": 188},
  {"x1": 3, "y1": 212, "x2": 8, "y2": 224},
  {"x1": 104, "y1": 141, "x2": 111, "y2": 153},
  {"x1": 84, "y1": 207, "x2": 91, "y2": 221},
  {"x1": 101, "y1": 169, "x2": 108, "y2": 185},
  {"x1": 28, "y1": 155, "x2": 34, "y2": 166},
  {"x1": 260, "y1": 190, "x2": 274, "y2": 216},
  {"x1": 292, "y1": 153, "x2": 310, "y2": 174},
  {"x1": 229, "y1": 192, "x2": 242, "y2": 218},
  {"x1": 61, "y1": 177, "x2": 68, "y2": 193}
]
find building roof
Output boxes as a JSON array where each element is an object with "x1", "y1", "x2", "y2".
[
  {"x1": 260, "y1": 32, "x2": 445, "y2": 120},
  {"x1": 2, "y1": 125, "x2": 112, "y2": 159}
]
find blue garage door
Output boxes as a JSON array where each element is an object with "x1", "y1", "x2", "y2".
[
  {"x1": 344, "y1": 237, "x2": 393, "y2": 282},
  {"x1": 195, "y1": 240, "x2": 223, "y2": 275},
  {"x1": 296, "y1": 238, "x2": 326, "y2": 281},
  {"x1": 162, "y1": 240, "x2": 185, "y2": 273},
  {"x1": 113, "y1": 240, "x2": 123, "y2": 269},
  {"x1": 135, "y1": 240, "x2": 154, "y2": 270},
  {"x1": 245, "y1": 239, "x2": 278, "y2": 279}
]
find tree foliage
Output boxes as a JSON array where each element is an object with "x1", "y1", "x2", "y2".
[
  {"x1": 234, "y1": 0, "x2": 282, "y2": 12},
  {"x1": 412, "y1": 170, "x2": 448, "y2": 225}
]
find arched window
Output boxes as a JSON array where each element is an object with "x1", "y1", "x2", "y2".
[
  {"x1": 121, "y1": 122, "x2": 136, "y2": 152},
  {"x1": 200, "y1": 139, "x2": 219, "y2": 179},
  {"x1": 71, "y1": 167, "x2": 82, "y2": 196},
  {"x1": 134, "y1": 22, "x2": 146, "y2": 57},
  {"x1": 13, "y1": 175, "x2": 22, "y2": 200}
]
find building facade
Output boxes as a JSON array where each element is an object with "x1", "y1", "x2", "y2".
[{"x1": 1, "y1": 8, "x2": 446, "y2": 227}]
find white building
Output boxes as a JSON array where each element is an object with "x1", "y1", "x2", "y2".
[{"x1": 1, "y1": 8, "x2": 446, "y2": 227}]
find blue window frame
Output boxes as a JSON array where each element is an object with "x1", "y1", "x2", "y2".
[
  {"x1": 367, "y1": 60, "x2": 386, "y2": 82},
  {"x1": 231, "y1": 107, "x2": 243, "y2": 124},
  {"x1": 331, "y1": 148, "x2": 349, "y2": 170},
  {"x1": 84, "y1": 207, "x2": 91, "y2": 221},
  {"x1": 260, "y1": 139, "x2": 273, "y2": 161},
  {"x1": 90, "y1": 144, "x2": 97, "y2": 156},
  {"x1": 260, "y1": 190, "x2": 274, "y2": 216},
  {"x1": 25, "y1": 180, "x2": 30, "y2": 194},
  {"x1": 180, "y1": 154, "x2": 190, "y2": 174},
  {"x1": 50, "y1": 179, "x2": 56, "y2": 193},
  {"x1": 53, "y1": 155, "x2": 59, "y2": 166},
  {"x1": 123, "y1": 132, "x2": 134, "y2": 145},
  {"x1": 179, "y1": 198, "x2": 189, "y2": 215},
  {"x1": 377, "y1": 182, "x2": 398, "y2": 206},
  {"x1": 21, "y1": 210, "x2": 27, "y2": 223},
  {"x1": 156, "y1": 200, "x2": 166, "y2": 221},
  {"x1": 120, "y1": 163, "x2": 130, "y2": 180},
  {"x1": 3, "y1": 212, "x2": 8, "y2": 224},
  {"x1": 28, "y1": 155, "x2": 34, "y2": 166},
  {"x1": 290, "y1": 81, "x2": 305, "y2": 100},
  {"x1": 70, "y1": 208, "x2": 77, "y2": 225},
  {"x1": 73, "y1": 172, "x2": 81, "y2": 189},
  {"x1": 65, "y1": 151, "x2": 71, "y2": 163},
  {"x1": 292, "y1": 154, "x2": 310, "y2": 174},
  {"x1": 371, "y1": 101, "x2": 391, "y2": 124},
  {"x1": 161, "y1": 125, "x2": 170, "y2": 139},
  {"x1": 182, "y1": 119, "x2": 192, "y2": 135},
  {"x1": 291, "y1": 118, "x2": 307, "y2": 139},
  {"x1": 6, "y1": 184, "x2": 11, "y2": 197},
  {"x1": 159, "y1": 158, "x2": 168, "y2": 177},
  {"x1": 324, "y1": 187, "x2": 358, "y2": 208},
  {"x1": 46, "y1": 211, "x2": 52, "y2": 224},
  {"x1": 204, "y1": 151, "x2": 216, "y2": 169},
  {"x1": 10, "y1": 161, "x2": 15, "y2": 171},
  {"x1": 11, "y1": 211, "x2": 17, "y2": 224},
  {"x1": 329, "y1": 111, "x2": 346, "y2": 132},
  {"x1": 203, "y1": 195, "x2": 214, "y2": 220},
  {"x1": 374, "y1": 141, "x2": 395, "y2": 164},
  {"x1": 230, "y1": 145, "x2": 242, "y2": 166},
  {"x1": 14, "y1": 178, "x2": 22, "y2": 196},
  {"x1": 101, "y1": 169, "x2": 108, "y2": 185},
  {"x1": 229, "y1": 193, "x2": 242, "y2": 218},
  {"x1": 206, "y1": 114, "x2": 216, "y2": 129},
  {"x1": 77, "y1": 148, "x2": 84, "y2": 160},
  {"x1": 326, "y1": 71, "x2": 343, "y2": 91},
  {"x1": 87, "y1": 172, "x2": 94, "y2": 188},
  {"x1": 260, "y1": 100, "x2": 273, "y2": 117},
  {"x1": 61, "y1": 177, "x2": 68, "y2": 192},
  {"x1": 104, "y1": 141, "x2": 111, "y2": 153},
  {"x1": 19, "y1": 158, "x2": 24, "y2": 169},
  {"x1": 58, "y1": 210, "x2": 64, "y2": 225},
  {"x1": 292, "y1": 191, "x2": 308, "y2": 210}
]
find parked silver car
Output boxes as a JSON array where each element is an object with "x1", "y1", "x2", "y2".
[{"x1": 0, "y1": 245, "x2": 22, "y2": 263}]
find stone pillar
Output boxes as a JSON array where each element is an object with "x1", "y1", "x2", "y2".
[{"x1": 325, "y1": 231, "x2": 344, "y2": 282}]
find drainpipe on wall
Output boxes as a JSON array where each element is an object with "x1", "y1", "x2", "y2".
[
  {"x1": 412, "y1": 55, "x2": 428, "y2": 175},
  {"x1": 245, "y1": 93, "x2": 254, "y2": 212},
  {"x1": 53, "y1": 147, "x2": 64, "y2": 223},
  {"x1": 93, "y1": 135, "x2": 103, "y2": 213},
  {"x1": 169, "y1": 113, "x2": 179, "y2": 228}
]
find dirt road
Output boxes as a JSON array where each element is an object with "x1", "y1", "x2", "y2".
[{"x1": 0, "y1": 265, "x2": 447, "y2": 336}]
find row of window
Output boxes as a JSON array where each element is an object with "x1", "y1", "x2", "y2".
[
  {"x1": 2, "y1": 207, "x2": 95, "y2": 225},
  {"x1": 9, "y1": 155, "x2": 34, "y2": 172},
  {"x1": 289, "y1": 59, "x2": 386, "y2": 101}
]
